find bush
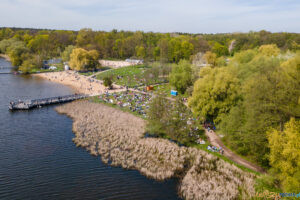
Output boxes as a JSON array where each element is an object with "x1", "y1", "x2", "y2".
[{"x1": 103, "y1": 76, "x2": 113, "y2": 88}]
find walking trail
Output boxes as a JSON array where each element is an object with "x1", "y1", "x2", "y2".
[{"x1": 205, "y1": 129, "x2": 265, "y2": 173}]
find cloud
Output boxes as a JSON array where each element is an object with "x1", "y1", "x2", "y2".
[{"x1": 0, "y1": 0, "x2": 299, "y2": 33}]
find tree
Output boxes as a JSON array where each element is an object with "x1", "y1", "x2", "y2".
[
  {"x1": 7, "y1": 42, "x2": 29, "y2": 66},
  {"x1": 166, "y1": 97, "x2": 197, "y2": 144},
  {"x1": 169, "y1": 60, "x2": 193, "y2": 94},
  {"x1": 147, "y1": 94, "x2": 196, "y2": 144},
  {"x1": 218, "y1": 52, "x2": 300, "y2": 167},
  {"x1": 136, "y1": 45, "x2": 146, "y2": 59},
  {"x1": 27, "y1": 34, "x2": 50, "y2": 55},
  {"x1": 203, "y1": 51, "x2": 217, "y2": 66},
  {"x1": 19, "y1": 56, "x2": 38, "y2": 74},
  {"x1": 212, "y1": 42, "x2": 229, "y2": 57},
  {"x1": 147, "y1": 93, "x2": 171, "y2": 137},
  {"x1": 258, "y1": 44, "x2": 280, "y2": 56},
  {"x1": 61, "y1": 45, "x2": 75, "y2": 62},
  {"x1": 267, "y1": 118, "x2": 300, "y2": 192},
  {"x1": 69, "y1": 48, "x2": 99, "y2": 71},
  {"x1": 188, "y1": 66, "x2": 240, "y2": 123},
  {"x1": 103, "y1": 76, "x2": 113, "y2": 89}
]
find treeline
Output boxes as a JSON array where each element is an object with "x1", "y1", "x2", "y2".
[
  {"x1": 188, "y1": 45, "x2": 300, "y2": 192},
  {"x1": 0, "y1": 27, "x2": 299, "y2": 68}
]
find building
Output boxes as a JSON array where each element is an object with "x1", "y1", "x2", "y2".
[{"x1": 125, "y1": 59, "x2": 144, "y2": 65}]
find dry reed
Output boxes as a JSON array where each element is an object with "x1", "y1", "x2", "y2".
[{"x1": 56, "y1": 100, "x2": 256, "y2": 200}]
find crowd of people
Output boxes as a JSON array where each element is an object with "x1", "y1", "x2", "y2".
[{"x1": 98, "y1": 91, "x2": 151, "y2": 117}]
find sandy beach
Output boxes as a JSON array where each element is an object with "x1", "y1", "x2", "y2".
[
  {"x1": 34, "y1": 71, "x2": 125, "y2": 95},
  {"x1": 56, "y1": 101, "x2": 256, "y2": 200}
]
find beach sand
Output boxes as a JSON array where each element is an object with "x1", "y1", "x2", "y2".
[{"x1": 34, "y1": 71, "x2": 125, "y2": 95}]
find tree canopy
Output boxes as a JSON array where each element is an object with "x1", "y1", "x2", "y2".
[
  {"x1": 189, "y1": 45, "x2": 300, "y2": 167},
  {"x1": 169, "y1": 60, "x2": 194, "y2": 94},
  {"x1": 69, "y1": 48, "x2": 99, "y2": 71}
]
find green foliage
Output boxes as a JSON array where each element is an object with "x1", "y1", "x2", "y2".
[
  {"x1": 267, "y1": 118, "x2": 300, "y2": 192},
  {"x1": 258, "y1": 44, "x2": 280, "y2": 56},
  {"x1": 203, "y1": 51, "x2": 217, "y2": 66},
  {"x1": 211, "y1": 42, "x2": 229, "y2": 57},
  {"x1": 147, "y1": 94, "x2": 196, "y2": 144},
  {"x1": 61, "y1": 45, "x2": 75, "y2": 62},
  {"x1": 0, "y1": 28, "x2": 299, "y2": 65},
  {"x1": 135, "y1": 45, "x2": 146, "y2": 59},
  {"x1": 103, "y1": 76, "x2": 113, "y2": 88},
  {"x1": 190, "y1": 48, "x2": 300, "y2": 168},
  {"x1": 7, "y1": 41, "x2": 29, "y2": 66},
  {"x1": 189, "y1": 66, "x2": 240, "y2": 123},
  {"x1": 19, "y1": 56, "x2": 38, "y2": 74},
  {"x1": 169, "y1": 60, "x2": 193, "y2": 94},
  {"x1": 254, "y1": 174, "x2": 281, "y2": 194},
  {"x1": 27, "y1": 34, "x2": 50, "y2": 55},
  {"x1": 69, "y1": 48, "x2": 99, "y2": 71}
]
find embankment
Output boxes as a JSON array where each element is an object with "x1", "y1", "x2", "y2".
[{"x1": 56, "y1": 101, "x2": 257, "y2": 200}]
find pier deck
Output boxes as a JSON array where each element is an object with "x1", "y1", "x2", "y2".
[{"x1": 9, "y1": 94, "x2": 87, "y2": 110}]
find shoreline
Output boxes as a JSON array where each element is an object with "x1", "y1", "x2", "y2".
[
  {"x1": 0, "y1": 54, "x2": 10, "y2": 61},
  {"x1": 56, "y1": 100, "x2": 257, "y2": 200},
  {"x1": 34, "y1": 71, "x2": 125, "y2": 95}
]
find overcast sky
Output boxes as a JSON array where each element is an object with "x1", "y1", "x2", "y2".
[{"x1": 1, "y1": 0, "x2": 299, "y2": 33}]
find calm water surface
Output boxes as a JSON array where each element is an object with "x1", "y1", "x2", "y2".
[{"x1": 0, "y1": 58, "x2": 181, "y2": 200}]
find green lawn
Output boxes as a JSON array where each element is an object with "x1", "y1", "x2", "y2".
[
  {"x1": 79, "y1": 67, "x2": 112, "y2": 76},
  {"x1": 26, "y1": 63, "x2": 64, "y2": 74},
  {"x1": 96, "y1": 65, "x2": 167, "y2": 87},
  {"x1": 96, "y1": 65, "x2": 148, "y2": 87}
]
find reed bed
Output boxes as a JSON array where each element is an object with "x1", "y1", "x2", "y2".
[{"x1": 56, "y1": 100, "x2": 256, "y2": 200}]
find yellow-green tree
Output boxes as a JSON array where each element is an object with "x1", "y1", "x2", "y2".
[
  {"x1": 258, "y1": 44, "x2": 280, "y2": 56},
  {"x1": 188, "y1": 66, "x2": 240, "y2": 123},
  {"x1": 267, "y1": 118, "x2": 300, "y2": 192},
  {"x1": 169, "y1": 60, "x2": 193, "y2": 94},
  {"x1": 69, "y1": 48, "x2": 99, "y2": 71},
  {"x1": 203, "y1": 51, "x2": 217, "y2": 66},
  {"x1": 136, "y1": 45, "x2": 146, "y2": 59}
]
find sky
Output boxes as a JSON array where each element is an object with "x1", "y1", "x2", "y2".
[{"x1": 0, "y1": 0, "x2": 299, "y2": 33}]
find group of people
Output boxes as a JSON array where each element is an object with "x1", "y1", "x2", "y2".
[
  {"x1": 207, "y1": 145, "x2": 224, "y2": 154},
  {"x1": 99, "y1": 91, "x2": 151, "y2": 117}
]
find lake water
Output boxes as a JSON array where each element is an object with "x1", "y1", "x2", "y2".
[{"x1": 0, "y1": 58, "x2": 181, "y2": 200}]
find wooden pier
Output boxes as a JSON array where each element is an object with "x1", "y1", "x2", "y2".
[{"x1": 9, "y1": 94, "x2": 87, "y2": 110}]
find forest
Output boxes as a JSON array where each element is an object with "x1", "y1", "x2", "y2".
[
  {"x1": 0, "y1": 27, "x2": 299, "y2": 70},
  {"x1": 0, "y1": 27, "x2": 299, "y2": 193}
]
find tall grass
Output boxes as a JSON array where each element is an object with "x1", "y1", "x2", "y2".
[{"x1": 56, "y1": 100, "x2": 256, "y2": 199}]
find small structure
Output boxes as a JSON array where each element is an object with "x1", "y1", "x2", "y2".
[
  {"x1": 64, "y1": 64, "x2": 70, "y2": 71},
  {"x1": 171, "y1": 90, "x2": 178, "y2": 96},
  {"x1": 49, "y1": 66, "x2": 57, "y2": 70},
  {"x1": 43, "y1": 58, "x2": 62, "y2": 69},
  {"x1": 146, "y1": 86, "x2": 154, "y2": 91},
  {"x1": 125, "y1": 59, "x2": 144, "y2": 65}
]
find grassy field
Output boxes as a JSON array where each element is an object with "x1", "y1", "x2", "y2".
[
  {"x1": 26, "y1": 63, "x2": 64, "y2": 74},
  {"x1": 96, "y1": 65, "x2": 148, "y2": 87},
  {"x1": 96, "y1": 65, "x2": 168, "y2": 87},
  {"x1": 79, "y1": 67, "x2": 112, "y2": 76}
]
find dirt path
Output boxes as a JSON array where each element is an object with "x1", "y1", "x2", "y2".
[{"x1": 205, "y1": 129, "x2": 265, "y2": 173}]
